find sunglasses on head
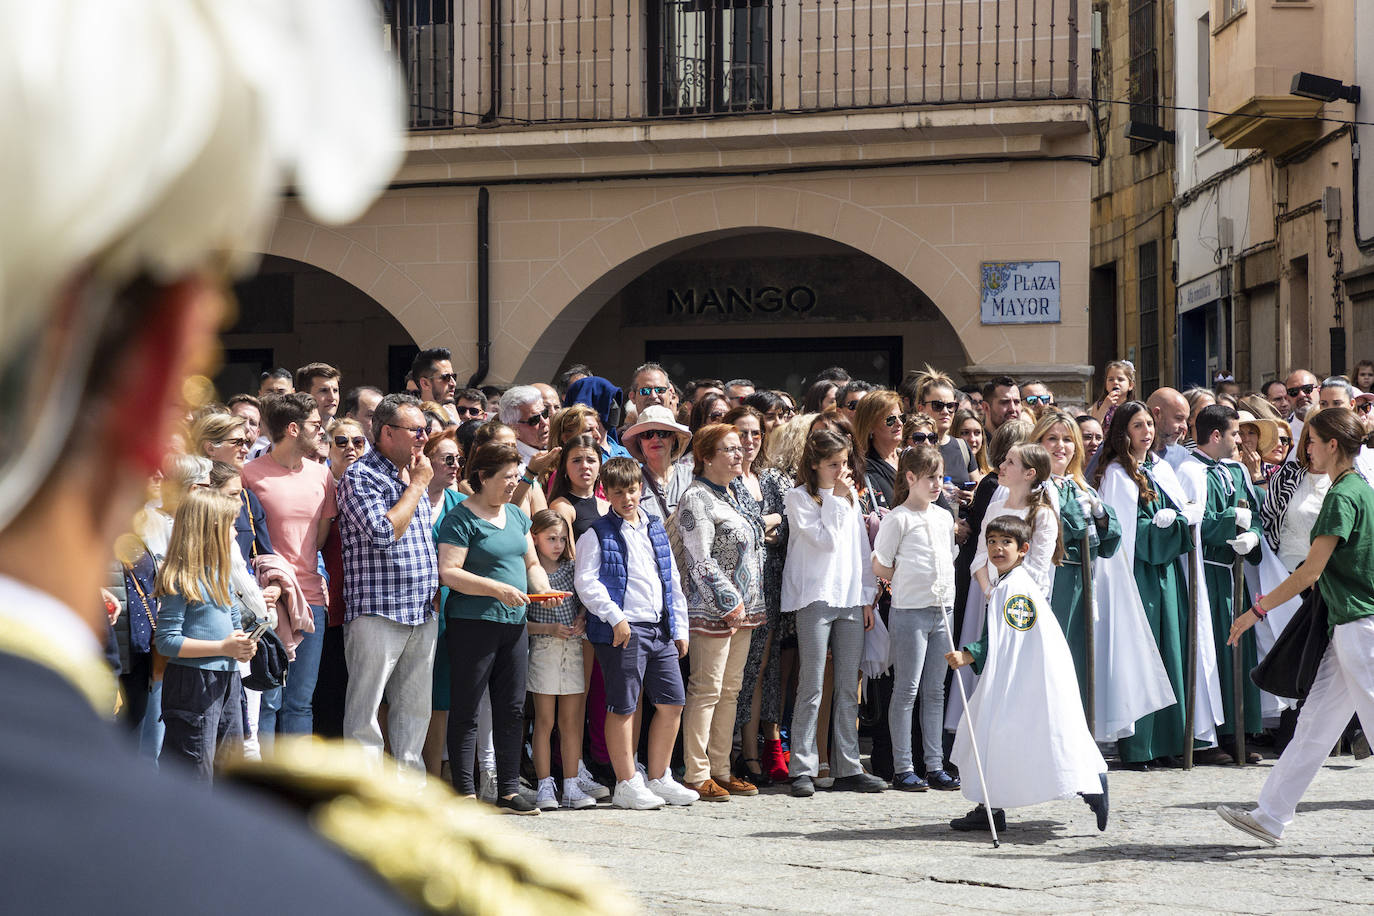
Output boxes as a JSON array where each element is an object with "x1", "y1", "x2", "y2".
[
  {"x1": 333, "y1": 436, "x2": 366, "y2": 449},
  {"x1": 908, "y1": 432, "x2": 937, "y2": 444},
  {"x1": 1024, "y1": 395, "x2": 1055, "y2": 406},
  {"x1": 924, "y1": 399, "x2": 958, "y2": 412},
  {"x1": 640, "y1": 429, "x2": 676, "y2": 440},
  {"x1": 438, "y1": 454, "x2": 460, "y2": 467},
  {"x1": 637, "y1": 386, "x2": 669, "y2": 397},
  {"x1": 1287, "y1": 384, "x2": 1315, "y2": 397},
  {"x1": 518, "y1": 407, "x2": 551, "y2": 426}
]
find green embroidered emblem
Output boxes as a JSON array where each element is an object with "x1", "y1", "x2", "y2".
[{"x1": 1003, "y1": 594, "x2": 1036, "y2": 631}]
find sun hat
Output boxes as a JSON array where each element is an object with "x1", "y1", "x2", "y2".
[{"x1": 622, "y1": 405, "x2": 691, "y2": 462}]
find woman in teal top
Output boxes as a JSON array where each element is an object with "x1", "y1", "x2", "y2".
[
  {"x1": 1221, "y1": 408, "x2": 1374, "y2": 846},
  {"x1": 1031, "y1": 410, "x2": 1122, "y2": 709},
  {"x1": 436, "y1": 442, "x2": 552, "y2": 813},
  {"x1": 423, "y1": 430, "x2": 467, "y2": 776}
]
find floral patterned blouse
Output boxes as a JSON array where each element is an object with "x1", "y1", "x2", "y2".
[{"x1": 669, "y1": 477, "x2": 766, "y2": 636}]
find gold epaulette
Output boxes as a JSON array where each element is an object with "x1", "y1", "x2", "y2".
[{"x1": 223, "y1": 738, "x2": 637, "y2": 916}]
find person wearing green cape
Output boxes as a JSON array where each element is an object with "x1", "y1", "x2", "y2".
[
  {"x1": 1095, "y1": 401, "x2": 1224, "y2": 768},
  {"x1": 1030, "y1": 411, "x2": 1122, "y2": 705},
  {"x1": 1179, "y1": 404, "x2": 1265, "y2": 764}
]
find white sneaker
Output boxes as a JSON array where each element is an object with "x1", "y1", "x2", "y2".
[
  {"x1": 1216, "y1": 805, "x2": 1280, "y2": 847},
  {"x1": 576, "y1": 759, "x2": 611, "y2": 800},
  {"x1": 562, "y1": 777, "x2": 598, "y2": 810},
  {"x1": 635, "y1": 760, "x2": 648, "y2": 781},
  {"x1": 478, "y1": 768, "x2": 498, "y2": 804},
  {"x1": 534, "y1": 776, "x2": 559, "y2": 811},
  {"x1": 647, "y1": 772, "x2": 699, "y2": 806},
  {"x1": 612, "y1": 773, "x2": 665, "y2": 810}
]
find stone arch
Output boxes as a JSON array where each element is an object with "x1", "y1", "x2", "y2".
[
  {"x1": 512, "y1": 183, "x2": 1015, "y2": 383},
  {"x1": 262, "y1": 207, "x2": 458, "y2": 352}
]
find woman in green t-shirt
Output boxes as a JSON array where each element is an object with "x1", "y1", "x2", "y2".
[
  {"x1": 437, "y1": 442, "x2": 553, "y2": 815},
  {"x1": 1218, "y1": 408, "x2": 1374, "y2": 846}
]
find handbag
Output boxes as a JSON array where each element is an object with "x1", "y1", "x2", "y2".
[
  {"x1": 242, "y1": 624, "x2": 289, "y2": 691},
  {"x1": 1250, "y1": 587, "x2": 1329, "y2": 700}
]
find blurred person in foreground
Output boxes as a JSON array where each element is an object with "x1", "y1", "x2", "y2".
[{"x1": 0, "y1": 4, "x2": 627, "y2": 914}]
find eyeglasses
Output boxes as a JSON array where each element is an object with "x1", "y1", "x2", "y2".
[
  {"x1": 707, "y1": 412, "x2": 727, "y2": 423},
  {"x1": 333, "y1": 436, "x2": 366, "y2": 449},
  {"x1": 1358, "y1": 401, "x2": 1374, "y2": 414},
  {"x1": 883, "y1": 414, "x2": 904, "y2": 428},
  {"x1": 438, "y1": 454, "x2": 460, "y2": 467},
  {"x1": 434, "y1": 372, "x2": 457, "y2": 383},
  {"x1": 518, "y1": 407, "x2": 552, "y2": 426},
  {"x1": 844, "y1": 400, "x2": 862, "y2": 411},
  {"x1": 1024, "y1": 395, "x2": 1055, "y2": 406},
  {"x1": 1287, "y1": 384, "x2": 1315, "y2": 398},
  {"x1": 716, "y1": 445, "x2": 745, "y2": 456},
  {"x1": 455, "y1": 405, "x2": 484, "y2": 418},
  {"x1": 1278, "y1": 436, "x2": 1293, "y2": 444},
  {"x1": 637, "y1": 386, "x2": 669, "y2": 397},
  {"x1": 924, "y1": 400, "x2": 958, "y2": 413},
  {"x1": 908, "y1": 432, "x2": 937, "y2": 445},
  {"x1": 215, "y1": 437, "x2": 250, "y2": 449},
  {"x1": 384, "y1": 423, "x2": 428, "y2": 440},
  {"x1": 640, "y1": 429, "x2": 676, "y2": 440}
]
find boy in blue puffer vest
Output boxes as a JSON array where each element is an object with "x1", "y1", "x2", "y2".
[{"x1": 574, "y1": 458, "x2": 697, "y2": 809}]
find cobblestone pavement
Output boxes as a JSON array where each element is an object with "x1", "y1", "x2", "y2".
[{"x1": 517, "y1": 755, "x2": 1374, "y2": 914}]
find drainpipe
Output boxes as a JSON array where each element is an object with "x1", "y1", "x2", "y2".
[{"x1": 467, "y1": 186, "x2": 491, "y2": 388}]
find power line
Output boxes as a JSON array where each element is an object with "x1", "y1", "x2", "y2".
[{"x1": 1090, "y1": 95, "x2": 1374, "y2": 130}]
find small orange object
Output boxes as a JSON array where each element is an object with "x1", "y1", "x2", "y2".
[{"x1": 527, "y1": 591, "x2": 572, "y2": 601}]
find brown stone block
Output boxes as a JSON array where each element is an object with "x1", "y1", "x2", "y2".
[
  {"x1": 495, "y1": 220, "x2": 560, "y2": 261},
  {"x1": 395, "y1": 297, "x2": 450, "y2": 346},
  {"x1": 1022, "y1": 201, "x2": 1088, "y2": 244},
  {"x1": 379, "y1": 225, "x2": 439, "y2": 263},
  {"x1": 593, "y1": 218, "x2": 646, "y2": 267},
  {"x1": 755, "y1": 187, "x2": 801, "y2": 230},
  {"x1": 849, "y1": 175, "x2": 920, "y2": 208},
  {"x1": 337, "y1": 245, "x2": 388, "y2": 293},
  {"x1": 303, "y1": 229, "x2": 351, "y2": 274},
  {"x1": 435, "y1": 222, "x2": 478, "y2": 263},
  {"x1": 919, "y1": 173, "x2": 987, "y2": 205},
  {"x1": 270, "y1": 218, "x2": 314, "y2": 261},
  {"x1": 673, "y1": 193, "x2": 722, "y2": 239},
  {"x1": 356, "y1": 196, "x2": 407, "y2": 227},
  {"x1": 834, "y1": 203, "x2": 883, "y2": 251},
  {"x1": 368, "y1": 267, "x2": 424, "y2": 313},
  {"x1": 953, "y1": 203, "x2": 1023, "y2": 245},
  {"x1": 403, "y1": 262, "x2": 469, "y2": 302},
  {"x1": 630, "y1": 200, "x2": 681, "y2": 250},
  {"x1": 560, "y1": 240, "x2": 612, "y2": 291},
  {"x1": 883, "y1": 206, "x2": 954, "y2": 247},
  {"x1": 795, "y1": 192, "x2": 844, "y2": 238},
  {"x1": 404, "y1": 193, "x2": 475, "y2": 225},
  {"x1": 713, "y1": 186, "x2": 758, "y2": 229}
]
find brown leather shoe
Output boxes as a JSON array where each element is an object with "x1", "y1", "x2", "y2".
[
  {"x1": 714, "y1": 774, "x2": 758, "y2": 796},
  {"x1": 684, "y1": 778, "x2": 731, "y2": 802}
]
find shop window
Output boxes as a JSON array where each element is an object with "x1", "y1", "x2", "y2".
[
  {"x1": 1138, "y1": 241, "x2": 1160, "y2": 392},
  {"x1": 652, "y1": 0, "x2": 771, "y2": 115}
]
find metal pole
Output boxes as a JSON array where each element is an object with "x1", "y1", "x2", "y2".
[
  {"x1": 941, "y1": 608, "x2": 1000, "y2": 848},
  {"x1": 1183, "y1": 526, "x2": 1199, "y2": 771},
  {"x1": 1081, "y1": 529, "x2": 1096, "y2": 735},
  {"x1": 1232, "y1": 499, "x2": 1249, "y2": 766}
]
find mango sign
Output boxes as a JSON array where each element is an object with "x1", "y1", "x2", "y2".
[{"x1": 979, "y1": 261, "x2": 1061, "y2": 325}]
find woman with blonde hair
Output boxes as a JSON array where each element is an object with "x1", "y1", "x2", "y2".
[{"x1": 154, "y1": 487, "x2": 256, "y2": 782}]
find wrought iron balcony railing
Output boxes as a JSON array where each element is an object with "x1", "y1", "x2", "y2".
[{"x1": 386, "y1": 0, "x2": 1084, "y2": 130}]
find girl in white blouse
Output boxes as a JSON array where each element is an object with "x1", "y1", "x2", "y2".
[
  {"x1": 781, "y1": 429, "x2": 884, "y2": 796},
  {"x1": 970, "y1": 443, "x2": 1064, "y2": 599},
  {"x1": 871, "y1": 445, "x2": 959, "y2": 791}
]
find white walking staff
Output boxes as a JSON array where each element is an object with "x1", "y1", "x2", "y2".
[{"x1": 941, "y1": 605, "x2": 1000, "y2": 848}]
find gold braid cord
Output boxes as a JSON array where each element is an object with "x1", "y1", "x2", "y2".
[{"x1": 223, "y1": 737, "x2": 637, "y2": 916}]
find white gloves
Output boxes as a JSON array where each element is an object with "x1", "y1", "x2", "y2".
[
  {"x1": 1076, "y1": 493, "x2": 1108, "y2": 520},
  {"x1": 1152, "y1": 508, "x2": 1178, "y2": 529},
  {"x1": 1227, "y1": 531, "x2": 1260, "y2": 555},
  {"x1": 1234, "y1": 506, "x2": 1252, "y2": 531}
]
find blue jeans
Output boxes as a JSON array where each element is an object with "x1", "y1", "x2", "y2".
[
  {"x1": 278, "y1": 604, "x2": 327, "y2": 735},
  {"x1": 139, "y1": 680, "x2": 165, "y2": 765},
  {"x1": 257, "y1": 685, "x2": 282, "y2": 749}
]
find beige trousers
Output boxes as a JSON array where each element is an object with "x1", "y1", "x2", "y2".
[{"x1": 682, "y1": 628, "x2": 754, "y2": 784}]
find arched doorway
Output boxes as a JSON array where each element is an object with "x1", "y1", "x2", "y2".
[
  {"x1": 218, "y1": 255, "x2": 418, "y2": 398},
  {"x1": 540, "y1": 230, "x2": 967, "y2": 391}
]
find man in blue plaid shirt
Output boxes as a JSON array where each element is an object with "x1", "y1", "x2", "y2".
[{"x1": 336, "y1": 393, "x2": 439, "y2": 770}]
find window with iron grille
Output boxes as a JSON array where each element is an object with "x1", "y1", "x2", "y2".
[
  {"x1": 651, "y1": 0, "x2": 771, "y2": 116},
  {"x1": 1138, "y1": 241, "x2": 1160, "y2": 393},
  {"x1": 1128, "y1": 0, "x2": 1158, "y2": 153},
  {"x1": 385, "y1": 0, "x2": 454, "y2": 129}
]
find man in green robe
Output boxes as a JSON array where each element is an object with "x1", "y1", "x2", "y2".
[{"x1": 1180, "y1": 404, "x2": 1264, "y2": 763}]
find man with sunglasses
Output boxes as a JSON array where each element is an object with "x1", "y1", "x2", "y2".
[
  {"x1": 243, "y1": 392, "x2": 339, "y2": 739},
  {"x1": 630, "y1": 362, "x2": 673, "y2": 418},
  {"x1": 498, "y1": 385, "x2": 553, "y2": 472},
  {"x1": 336, "y1": 395, "x2": 439, "y2": 773},
  {"x1": 454, "y1": 387, "x2": 489, "y2": 423},
  {"x1": 1284, "y1": 369, "x2": 1320, "y2": 450},
  {"x1": 411, "y1": 347, "x2": 459, "y2": 421},
  {"x1": 1020, "y1": 380, "x2": 1055, "y2": 420}
]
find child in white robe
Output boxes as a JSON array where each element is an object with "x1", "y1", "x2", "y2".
[{"x1": 946, "y1": 514, "x2": 1109, "y2": 833}]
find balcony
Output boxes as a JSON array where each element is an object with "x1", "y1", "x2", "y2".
[
  {"x1": 387, "y1": 0, "x2": 1087, "y2": 130},
  {"x1": 1205, "y1": 0, "x2": 1327, "y2": 155}
]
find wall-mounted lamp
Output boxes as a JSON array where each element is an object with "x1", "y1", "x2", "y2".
[
  {"x1": 1124, "y1": 121, "x2": 1176, "y2": 144},
  {"x1": 1290, "y1": 72, "x2": 1361, "y2": 104}
]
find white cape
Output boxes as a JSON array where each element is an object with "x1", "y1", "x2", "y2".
[
  {"x1": 1084, "y1": 475, "x2": 1176, "y2": 739},
  {"x1": 1134, "y1": 459, "x2": 1224, "y2": 743},
  {"x1": 952, "y1": 565, "x2": 1106, "y2": 809}
]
